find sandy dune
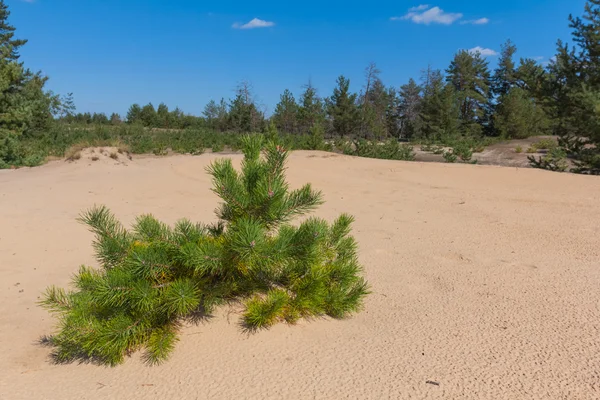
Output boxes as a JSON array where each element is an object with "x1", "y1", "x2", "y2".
[{"x1": 1, "y1": 151, "x2": 599, "y2": 399}]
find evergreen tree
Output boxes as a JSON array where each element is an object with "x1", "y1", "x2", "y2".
[
  {"x1": 110, "y1": 113, "x2": 122, "y2": 125},
  {"x1": 272, "y1": 89, "x2": 299, "y2": 134},
  {"x1": 385, "y1": 86, "x2": 401, "y2": 138},
  {"x1": 360, "y1": 63, "x2": 387, "y2": 138},
  {"x1": 59, "y1": 93, "x2": 76, "y2": 121},
  {"x1": 515, "y1": 58, "x2": 548, "y2": 100},
  {"x1": 203, "y1": 100, "x2": 220, "y2": 129},
  {"x1": 494, "y1": 87, "x2": 549, "y2": 139},
  {"x1": 41, "y1": 135, "x2": 369, "y2": 366},
  {"x1": 140, "y1": 103, "x2": 157, "y2": 127},
  {"x1": 0, "y1": 0, "x2": 56, "y2": 167},
  {"x1": 398, "y1": 78, "x2": 422, "y2": 140},
  {"x1": 298, "y1": 82, "x2": 325, "y2": 134},
  {"x1": 126, "y1": 104, "x2": 142, "y2": 124},
  {"x1": 228, "y1": 81, "x2": 264, "y2": 133},
  {"x1": 156, "y1": 102, "x2": 170, "y2": 128},
  {"x1": 549, "y1": 0, "x2": 600, "y2": 173},
  {"x1": 492, "y1": 40, "x2": 518, "y2": 97},
  {"x1": 91, "y1": 112, "x2": 109, "y2": 124},
  {"x1": 446, "y1": 50, "x2": 491, "y2": 137},
  {"x1": 419, "y1": 69, "x2": 461, "y2": 142},
  {"x1": 0, "y1": 1, "x2": 26, "y2": 60},
  {"x1": 327, "y1": 75, "x2": 359, "y2": 137},
  {"x1": 362, "y1": 77, "x2": 389, "y2": 139}
]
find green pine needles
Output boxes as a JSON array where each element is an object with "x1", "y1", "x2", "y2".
[{"x1": 40, "y1": 135, "x2": 369, "y2": 366}]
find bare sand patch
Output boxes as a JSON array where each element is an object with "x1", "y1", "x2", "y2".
[{"x1": 1, "y1": 152, "x2": 599, "y2": 399}]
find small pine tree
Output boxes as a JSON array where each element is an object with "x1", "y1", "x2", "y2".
[
  {"x1": 40, "y1": 135, "x2": 369, "y2": 366},
  {"x1": 273, "y1": 89, "x2": 299, "y2": 134},
  {"x1": 549, "y1": 0, "x2": 600, "y2": 174},
  {"x1": 327, "y1": 75, "x2": 360, "y2": 137},
  {"x1": 126, "y1": 104, "x2": 142, "y2": 124}
]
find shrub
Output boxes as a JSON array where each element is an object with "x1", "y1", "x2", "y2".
[
  {"x1": 515, "y1": 145, "x2": 523, "y2": 153},
  {"x1": 40, "y1": 135, "x2": 369, "y2": 366},
  {"x1": 153, "y1": 146, "x2": 168, "y2": 156},
  {"x1": 443, "y1": 150, "x2": 457, "y2": 163},
  {"x1": 346, "y1": 139, "x2": 415, "y2": 161},
  {"x1": 420, "y1": 143, "x2": 434, "y2": 152},
  {"x1": 64, "y1": 144, "x2": 85, "y2": 161},
  {"x1": 211, "y1": 142, "x2": 224, "y2": 153},
  {"x1": 526, "y1": 146, "x2": 537, "y2": 154},
  {"x1": 306, "y1": 123, "x2": 326, "y2": 151},
  {"x1": 533, "y1": 138, "x2": 558, "y2": 151},
  {"x1": 432, "y1": 146, "x2": 445, "y2": 155},
  {"x1": 109, "y1": 152, "x2": 119, "y2": 160},
  {"x1": 528, "y1": 147, "x2": 569, "y2": 172},
  {"x1": 452, "y1": 142, "x2": 473, "y2": 162}
]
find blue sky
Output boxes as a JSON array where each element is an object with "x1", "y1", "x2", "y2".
[{"x1": 10, "y1": 0, "x2": 586, "y2": 116}]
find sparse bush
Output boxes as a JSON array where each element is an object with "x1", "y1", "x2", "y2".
[
  {"x1": 64, "y1": 144, "x2": 86, "y2": 161},
  {"x1": 211, "y1": 142, "x2": 224, "y2": 153},
  {"x1": 526, "y1": 146, "x2": 537, "y2": 154},
  {"x1": 420, "y1": 143, "x2": 434, "y2": 152},
  {"x1": 432, "y1": 146, "x2": 445, "y2": 155},
  {"x1": 40, "y1": 136, "x2": 369, "y2": 366},
  {"x1": 515, "y1": 145, "x2": 523, "y2": 153},
  {"x1": 528, "y1": 147, "x2": 569, "y2": 172},
  {"x1": 109, "y1": 152, "x2": 118, "y2": 160},
  {"x1": 306, "y1": 123, "x2": 326, "y2": 150},
  {"x1": 533, "y1": 138, "x2": 558, "y2": 151},
  {"x1": 91, "y1": 156, "x2": 99, "y2": 161},
  {"x1": 452, "y1": 142, "x2": 473, "y2": 162},
  {"x1": 153, "y1": 146, "x2": 168, "y2": 156},
  {"x1": 443, "y1": 150, "x2": 457, "y2": 163},
  {"x1": 345, "y1": 139, "x2": 415, "y2": 161}
]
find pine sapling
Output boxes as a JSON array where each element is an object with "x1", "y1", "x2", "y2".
[{"x1": 40, "y1": 135, "x2": 369, "y2": 366}]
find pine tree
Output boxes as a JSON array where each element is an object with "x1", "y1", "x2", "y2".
[
  {"x1": 549, "y1": 0, "x2": 600, "y2": 174},
  {"x1": 0, "y1": 0, "x2": 56, "y2": 167},
  {"x1": 40, "y1": 135, "x2": 369, "y2": 366},
  {"x1": 110, "y1": 113, "x2": 122, "y2": 125},
  {"x1": 362, "y1": 78, "x2": 389, "y2": 140},
  {"x1": 446, "y1": 50, "x2": 491, "y2": 137},
  {"x1": 273, "y1": 89, "x2": 299, "y2": 134},
  {"x1": 203, "y1": 99, "x2": 219, "y2": 129},
  {"x1": 385, "y1": 86, "x2": 401, "y2": 138},
  {"x1": 126, "y1": 104, "x2": 142, "y2": 124},
  {"x1": 494, "y1": 87, "x2": 549, "y2": 139},
  {"x1": 229, "y1": 81, "x2": 264, "y2": 133},
  {"x1": 140, "y1": 103, "x2": 157, "y2": 127},
  {"x1": 398, "y1": 78, "x2": 422, "y2": 140},
  {"x1": 515, "y1": 58, "x2": 548, "y2": 100},
  {"x1": 492, "y1": 40, "x2": 517, "y2": 97},
  {"x1": 360, "y1": 62, "x2": 386, "y2": 139},
  {"x1": 327, "y1": 75, "x2": 359, "y2": 137},
  {"x1": 298, "y1": 81, "x2": 325, "y2": 134},
  {"x1": 91, "y1": 112, "x2": 109, "y2": 124},
  {"x1": 419, "y1": 69, "x2": 460, "y2": 142},
  {"x1": 59, "y1": 93, "x2": 76, "y2": 121},
  {"x1": 0, "y1": 1, "x2": 26, "y2": 61},
  {"x1": 156, "y1": 103, "x2": 170, "y2": 128}
]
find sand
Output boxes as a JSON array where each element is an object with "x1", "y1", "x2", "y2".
[{"x1": 1, "y1": 150, "x2": 599, "y2": 399}]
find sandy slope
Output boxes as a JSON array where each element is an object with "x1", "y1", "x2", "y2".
[{"x1": 1, "y1": 151, "x2": 599, "y2": 400}]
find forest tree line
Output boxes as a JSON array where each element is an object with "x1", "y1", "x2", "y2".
[{"x1": 2, "y1": 0, "x2": 600, "y2": 174}]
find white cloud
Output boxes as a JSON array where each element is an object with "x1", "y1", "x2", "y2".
[
  {"x1": 460, "y1": 17, "x2": 489, "y2": 25},
  {"x1": 392, "y1": 6, "x2": 463, "y2": 25},
  {"x1": 534, "y1": 56, "x2": 544, "y2": 61},
  {"x1": 469, "y1": 46, "x2": 498, "y2": 57},
  {"x1": 409, "y1": 4, "x2": 430, "y2": 12},
  {"x1": 232, "y1": 18, "x2": 275, "y2": 30}
]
